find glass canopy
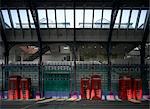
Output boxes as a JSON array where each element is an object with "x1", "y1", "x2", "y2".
[{"x1": 1, "y1": 8, "x2": 148, "y2": 29}]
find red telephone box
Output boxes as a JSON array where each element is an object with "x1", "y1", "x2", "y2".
[
  {"x1": 90, "y1": 75, "x2": 101, "y2": 100},
  {"x1": 8, "y1": 76, "x2": 21, "y2": 100},
  {"x1": 119, "y1": 76, "x2": 132, "y2": 100},
  {"x1": 132, "y1": 79, "x2": 142, "y2": 100},
  {"x1": 80, "y1": 77, "x2": 90, "y2": 99},
  {"x1": 20, "y1": 78, "x2": 31, "y2": 100}
]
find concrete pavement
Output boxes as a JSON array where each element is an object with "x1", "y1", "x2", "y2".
[{"x1": 0, "y1": 99, "x2": 149, "y2": 109}]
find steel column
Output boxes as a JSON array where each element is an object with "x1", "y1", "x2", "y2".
[
  {"x1": 0, "y1": 10, "x2": 9, "y2": 97},
  {"x1": 107, "y1": 0, "x2": 119, "y2": 93},
  {"x1": 29, "y1": 1, "x2": 43, "y2": 97},
  {"x1": 73, "y1": 0, "x2": 77, "y2": 93},
  {"x1": 140, "y1": 10, "x2": 149, "y2": 95}
]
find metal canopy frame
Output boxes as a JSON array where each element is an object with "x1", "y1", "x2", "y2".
[
  {"x1": 1, "y1": 0, "x2": 149, "y2": 8},
  {"x1": 45, "y1": 8, "x2": 49, "y2": 28},
  {"x1": 101, "y1": 8, "x2": 104, "y2": 28},
  {"x1": 24, "y1": 46, "x2": 50, "y2": 61},
  {"x1": 118, "y1": 9, "x2": 123, "y2": 30},
  {"x1": 92, "y1": 9, "x2": 94, "y2": 29},
  {"x1": 26, "y1": 9, "x2": 33, "y2": 39},
  {"x1": 0, "y1": 12, "x2": 8, "y2": 50},
  {"x1": 135, "y1": 9, "x2": 141, "y2": 30},
  {"x1": 127, "y1": 9, "x2": 132, "y2": 30},
  {"x1": 7, "y1": 9, "x2": 16, "y2": 38},
  {"x1": 64, "y1": 8, "x2": 67, "y2": 28},
  {"x1": 83, "y1": 8, "x2": 85, "y2": 28},
  {"x1": 142, "y1": 10, "x2": 150, "y2": 43},
  {"x1": 54, "y1": 8, "x2": 57, "y2": 29},
  {"x1": 29, "y1": 7, "x2": 42, "y2": 63},
  {"x1": 17, "y1": 9, "x2": 24, "y2": 38}
]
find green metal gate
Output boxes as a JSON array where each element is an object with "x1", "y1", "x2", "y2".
[{"x1": 43, "y1": 65, "x2": 72, "y2": 98}]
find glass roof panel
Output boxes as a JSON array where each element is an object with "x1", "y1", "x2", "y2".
[
  {"x1": 66, "y1": 9, "x2": 74, "y2": 28},
  {"x1": 138, "y1": 10, "x2": 147, "y2": 29},
  {"x1": 10, "y1": 10, "x2": 20, "y2": 28},
  {"x1": 28, "y1": 10, "x2": 35, "y2": 28},
  {"x1": 19, "y1": 10, "x2": 29, "y2": 28},
  {"x1": 76, "y1": 9, "x2": 83, "y2": 28},
  {"x1": 114, "y1": 10, "x2": 121, "y2": 28},
  {"x1": 84, "y1": 9, "x2": 93, "y2": 28},
  {"x1": 102, "y1": 9, "x2": 112, "y2": 28},
  {"x1": 38, "y1": 9, "x2": 47, "y2": 28},
  {"x1": 1, "y1": 10, "x2": 12, "y2": 28},
  {"x1": 47, "y1": 9, "x2": 56, "y2": 28},
  {"x1": 56, "y1": 9, "x2": 65, "y2": 28},
  {"x1": 1, "y1": 8, "x2": 147, "y2": 30},
  {"x1": 93, "y1": 9, "x2": 102, "y2": 28},
  {"x1": 129, "y1": 10, "x2": 139, "y2": 28},
  {"x1": 120, "y1": 10, "x2": 130, "y2": 28}
]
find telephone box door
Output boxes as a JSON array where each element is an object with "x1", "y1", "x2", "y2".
[
  {"x1": 126, "y1": 78, "x2": 132, "y2": 100},
  {"x1": 133, "y1": 79, "x2": 142, "y2": 100},
  {"x1": 119, "y1": 76, "x2": 132, "y2": 100},
  {"x1": 20, "y1": 78, "x2": 31, "y2": 100},
  {"x1": 91, "y1": 75, "x2": 101, "y2": 100},
  {"x1": 8, "y1": 76, "x2": 21, "y2": 100},
  {"x1": 81, "y1": 78, "x2": 90, "y2": 99}
]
